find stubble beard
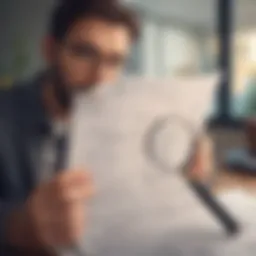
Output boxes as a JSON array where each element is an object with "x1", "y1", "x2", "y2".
[{"x1": 50, "y1": 67, "x2": 73, "y2": 113}]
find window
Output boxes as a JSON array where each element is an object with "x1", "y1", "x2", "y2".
[
  {"x1": 215, "y1": 0, "x2": 256, "y2": 123},
  {"x1": 127, "y1": 0, "x2": 217, "y2": 78},
  {"x1": 231, "y1": 0, "x2": 256, "y2": 118}
]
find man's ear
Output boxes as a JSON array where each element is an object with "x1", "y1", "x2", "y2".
[{"x1": 41, "y1": 35, "x2": 58, "y2": 64}]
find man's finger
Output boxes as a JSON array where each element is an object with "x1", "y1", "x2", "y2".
[
  {"x1": 53, "y1": 179, "x2": 95, "y2": 203},
  {"x1": 57, "y1": 170, "x2": 92, "y2": 185}
]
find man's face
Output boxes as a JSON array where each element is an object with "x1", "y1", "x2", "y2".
[{"x1": 44, "y1": 17, "x2": 133, "y2": 93}]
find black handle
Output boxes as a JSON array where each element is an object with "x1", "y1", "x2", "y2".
[{"x1": 189, "y1": 180, "x2": 240, "y2": 236}]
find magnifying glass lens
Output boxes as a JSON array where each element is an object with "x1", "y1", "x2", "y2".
[
  {"x1": 156, "y1": 121, "x2": 193, "y2": 171},
  {"x1": 145, "y1": 116, "x2": 195, "y2": 173}
]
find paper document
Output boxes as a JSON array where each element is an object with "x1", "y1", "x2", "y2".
[
  {"x1": 62, "y1": 75, "x2": 231, "y2": 256},
  {"x1": 215, "y1": 190, "x2": 256, "y2": 256}
]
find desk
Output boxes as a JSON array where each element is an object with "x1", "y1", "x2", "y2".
[{"x1": 214, "y1": 169, "x2": 256, "y2": 193}]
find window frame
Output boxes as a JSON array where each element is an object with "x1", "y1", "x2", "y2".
[{"x1": 210, "y1": 0, "x2": 246, "y2": 129}]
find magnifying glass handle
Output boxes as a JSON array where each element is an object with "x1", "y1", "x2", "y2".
[{"x1": 189, "y1": 180, "x2": 240, "y2": 236}]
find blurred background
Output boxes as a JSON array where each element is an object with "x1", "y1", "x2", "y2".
[
  {"x1": 1, "y1": 0, "x2": 256, "y2": 120},
  {"x1": 1, "y1": 0, "x2": 256, "y2": 187}
]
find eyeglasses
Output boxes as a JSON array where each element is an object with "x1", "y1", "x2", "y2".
[{"x1": 63, "y1": 41, "x2": 126, "y2": 69}]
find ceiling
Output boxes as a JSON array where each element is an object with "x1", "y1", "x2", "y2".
[{"x1": 125, "y1": 0, "x2": 256, "y2": 31}]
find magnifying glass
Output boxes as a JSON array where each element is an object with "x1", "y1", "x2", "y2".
[
  {"x1": 143, "y1": 114, "x2": 240, "y2": 236},
  {"x1": 144, "y1": 114, "x2": 196, "y2": 174}
]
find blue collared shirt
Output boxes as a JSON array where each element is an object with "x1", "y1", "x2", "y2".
[{"x1": 0, "y1": 74, "x2": 51, "y2": 253}]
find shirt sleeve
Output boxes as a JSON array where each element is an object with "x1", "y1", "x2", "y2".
[{"x1": 0, "y1": 201, "x2": 20, "y2": 247}]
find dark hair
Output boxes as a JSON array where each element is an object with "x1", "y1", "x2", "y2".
[{"x1": 50, "y1": 0, "x2": 140, "y2": 42}]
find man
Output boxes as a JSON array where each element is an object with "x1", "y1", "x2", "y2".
[
  {"x1": 0, "y1": 0, "x2": 139, "y2": 254},
  {"x1": 0, "y1": 0, "x2": 208, "y2": 255}
]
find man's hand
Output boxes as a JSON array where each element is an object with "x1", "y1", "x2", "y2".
[
  {"x1": 187, "y1": 134, "x2": 214, "y2": 182},
  {"x1": 7, "y1": 170, "x2": 94, "y2": 250}
]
